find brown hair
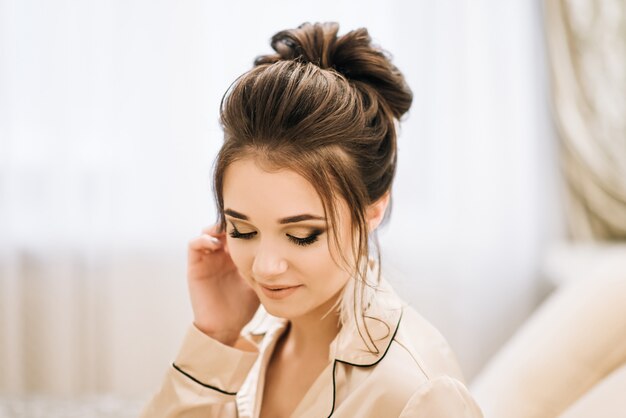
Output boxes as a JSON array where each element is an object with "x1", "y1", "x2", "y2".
[{"x1": 213, "y1": 22, "x2": 412, "y2": 352}]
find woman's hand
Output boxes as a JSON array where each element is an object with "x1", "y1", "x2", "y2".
[{"x1": 187, "y1": 225, "x2": 260, "y2": 346}]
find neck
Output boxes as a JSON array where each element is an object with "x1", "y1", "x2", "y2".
[{"x1": 282, "y1": 288, "x2": 344, "y2": 358}]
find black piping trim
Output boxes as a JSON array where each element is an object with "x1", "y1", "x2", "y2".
[
  {"x1": 328, "y1": 360, "x2": 339, "y2": 418},
  {"x1": 172, "y1": 362, "x2": 238, "y2": 396},
  {"x1": 326, "y1": 307, "x2": 404, "y2": 417}
]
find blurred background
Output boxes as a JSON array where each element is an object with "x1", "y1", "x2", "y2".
[{"x1": 1, "y1": 0, "x2": 625, "y2": 416}]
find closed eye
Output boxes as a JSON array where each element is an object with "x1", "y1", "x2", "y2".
[
  {"x1": 228, "y1": 222, "x2": 323, "y2": 246},
  {"x1": 229, "y1": 224, "x2": 257, "y2": 240},
  {"x1": 286, "y1": 230, "x2": 322, "y2": 247}
]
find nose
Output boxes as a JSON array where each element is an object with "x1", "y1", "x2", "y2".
[{"x1": 251, "y1": 239, "x2": 288, "y2": 280}]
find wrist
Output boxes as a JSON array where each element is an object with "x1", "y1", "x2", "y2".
[{"x1": 193, "y1": 322, "x2": 240, "y2": 347}]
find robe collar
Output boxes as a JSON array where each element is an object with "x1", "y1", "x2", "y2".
[{"x1": 328, "y1": 276, "x2": 403, "y2": 366}]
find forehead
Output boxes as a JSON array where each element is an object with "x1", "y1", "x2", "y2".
[{"x1": 222, "y1": 158, "x2": 325, "y2": 219}]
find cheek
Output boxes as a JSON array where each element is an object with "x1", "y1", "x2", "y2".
[
  {"x1": 226, "y1": 238, "x2": 254, "y2": 273},
  {"x1": 322, "y1": 233, "x2": 352, "y2": 272},
  {"x1": 298, "y1": 239, "x2": 349, "y2": 282}
]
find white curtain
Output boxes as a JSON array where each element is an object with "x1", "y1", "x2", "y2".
[
  {"x1": 0, "y1": 0, "x2": 558, "y2": 398},
  {"x1": 545, "y1": 0, "x2": 626, "y2": 241}
]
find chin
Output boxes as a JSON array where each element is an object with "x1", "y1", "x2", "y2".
[{"x1": 261, "y1": 301, "x2": 307, "y2": 319}]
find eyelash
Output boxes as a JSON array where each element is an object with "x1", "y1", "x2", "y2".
[
  {"x1": 228, "y1": 226, "x2": 256, "y2": 240},
  {"x1": 228, "y1": 225, "x2": 322, "y2": 247},
  {"x1": 287, "y1": 231, "x2": 321, "y2": 246}
]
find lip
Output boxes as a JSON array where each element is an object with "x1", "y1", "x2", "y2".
[
  {"x1": 259, "y1": 284, "x2": 302, "y2": 300},
  {"x1": 261, "y1": 284, "x2": 299, "y2": 290}
]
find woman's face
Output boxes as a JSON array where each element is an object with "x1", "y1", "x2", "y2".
[{"x1": 222, "y1": 157, "x2": 353, "y2": 320}]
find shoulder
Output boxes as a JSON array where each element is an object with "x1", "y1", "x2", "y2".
[
  {"x1": 398, "y1": 375, "x2": 484, "y2": 417},
  {"x1": 353, "y1": 277, "x2": 466, "y2": 386},
  {"x1": 365, "y1": 304, "x2": 464, "y2": 387},
  {"x1": 365, "y1": 276, "x2": 465, "y2": 382},
  {"x1": 393, "y1": 304, "x2": 466, "y2": 381},
  {"x1": 344, "y1": 306, "x2": 482, "y2": 417},
  {"x1": 373, "y1": 306, "x2": 482, "y2": 417}
]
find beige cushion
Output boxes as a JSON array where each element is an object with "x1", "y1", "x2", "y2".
[
  {"x1": 558, "y1": 362, "x2": 626, "y2": 418},
  {"x1": 471, "y1": 270, "x2": 626, "y2": 418}
]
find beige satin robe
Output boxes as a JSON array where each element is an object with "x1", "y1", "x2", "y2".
[{"x1": 141, "y1": 280, "x2": 483, "y2": 417}]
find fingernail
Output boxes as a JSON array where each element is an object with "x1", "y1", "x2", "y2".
[{"x1": 209, "y1": 236, "x2": 220, "y2": 244}]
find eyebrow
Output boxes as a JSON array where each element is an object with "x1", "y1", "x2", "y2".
[{"x1": 224, "y1": 209, "x2": 325, "y2": 224}]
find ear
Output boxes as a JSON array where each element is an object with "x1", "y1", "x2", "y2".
[{"x1": 366, "y1": 192, "x2": 391, "y2": 232}]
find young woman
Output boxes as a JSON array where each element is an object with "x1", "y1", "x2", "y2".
[{"x1": 142, "y1": 22, "x2": 483, "y2": 418}]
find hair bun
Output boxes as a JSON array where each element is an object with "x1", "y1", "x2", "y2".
[{"x1": 254, "y1": 22, "x2": 412, "y2": 119}]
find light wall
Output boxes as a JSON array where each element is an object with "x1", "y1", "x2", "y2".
[{"x1": 0, "y1": 0, "x2": 560, "y2": 396}]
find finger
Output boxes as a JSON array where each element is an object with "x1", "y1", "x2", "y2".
[
  {"x1": 188, "y1": 234, "x2": 224, "y2": 252},
  {"x1": 202, "y1": 224, "x2": 226, "y2": 237}
]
